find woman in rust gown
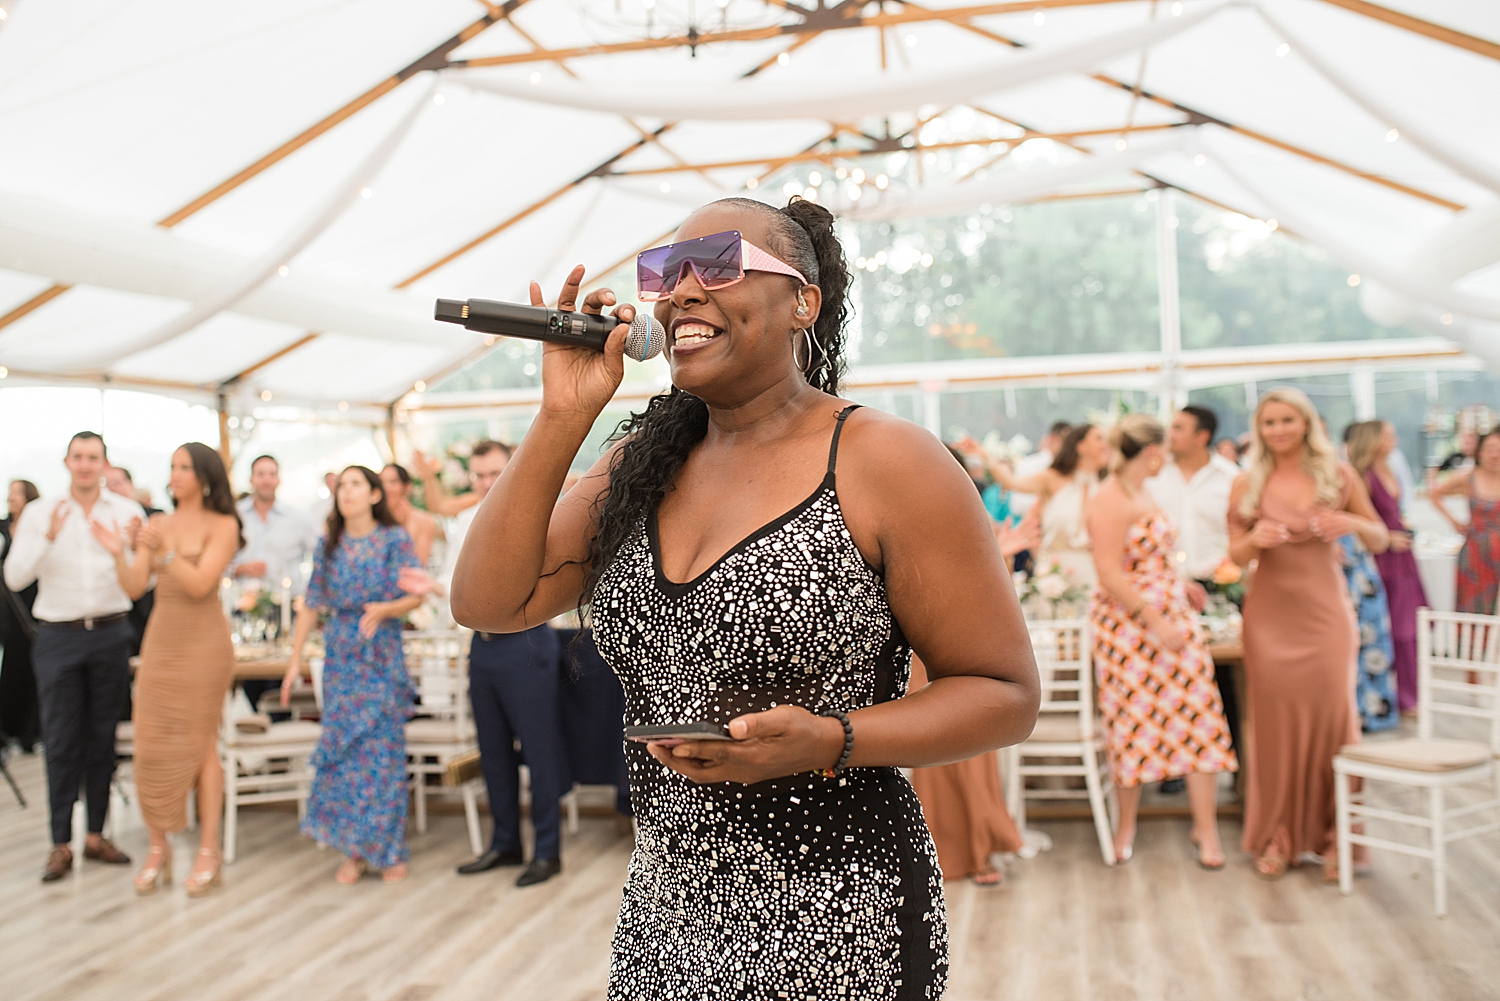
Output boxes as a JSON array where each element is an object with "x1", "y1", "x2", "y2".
[
  {"x1": 97, "y1": 443, "x2": 241, "y2": 896},
  {"x1": 1228, "y1": 390, "x2": 1388, "y2": 880}
]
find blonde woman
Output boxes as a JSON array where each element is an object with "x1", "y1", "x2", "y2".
[
  {"x1": 1228, "y1": 389, "x2": 1388, "y2": 880},
  {"x1": 994, "y1": 423, "x2": 1110, "y2": 588},
  {"x1": 1087, "y1": 415, "x2": 1236, "y2": 867}
]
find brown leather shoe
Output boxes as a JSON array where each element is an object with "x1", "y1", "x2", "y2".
[
  {"x1": 84, "y1": 837, "x2": 132, "y2": 865},
  {"x1": 42, "y1": 846, "x2": 72, "y2": 882}
]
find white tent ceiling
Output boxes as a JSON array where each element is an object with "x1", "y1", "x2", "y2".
[{"x1": 0, "y1": 0, "x2": 1496, "y2": 421}]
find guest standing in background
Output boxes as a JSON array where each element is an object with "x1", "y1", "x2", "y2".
[
  {"x1": 282, "y1": 466, "x2": 421, "y2": 884},
  {"x1": 1005, "y1": 421, "x2": 1071, "y2": 525},
  {"x1": 94, "y1": 444, "x2": 240, "y2": 896},
  {"x1": 1, "y1": 479, "x2": 42, "y2": 753},
  {"x1": 410, "y1": 448, "x2": 490, "y2": 519},
  {"x1": 1089, "y1": 415, "x2": 1237, "y2": 868},
  {"x1": 5, "y1": 432, "x2": 141, "y2": 881},
  {"x1": 400, "y1": 440, "x2": 568, "y2": 886},
  {"x1": 994, "y1": 423, "x2": 1109, "y2": 588},
  {"x1": 1381, "y1": 422, "x2": 1417, "y2": 520},
  {"x1": 1215, "y1": 438, "x2": 1242, "y2": 465},
  {"x1": 1146, "y1": 405, "x2": 1244, "y2": 773},
  {"x1": 1431, "y1": 429, "x2": 1500, "y2": 617},
  {"x1": 105, "y1": 466, "x2": 159, "y2": 658},
  {"x1": 380, "y1": 463, "x2": 443, "y2": 566},
  {"x1": 1338, "y1": 530, "x2": 1399, "y2": 732},
  {"x1": 1228, "y1": 390, "x2": 1388, "y2": 881},
  {"x1": 231, "y1": 455, "x2": 319, "y2": 711},
  {"x1": 1345, "y1": 421, "x2": 1428, "y2": 714},
  {"x1": 1436, "y1": 429, "x2": 1479, "y2": 475}
]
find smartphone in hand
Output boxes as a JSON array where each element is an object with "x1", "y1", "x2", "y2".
[{"x1": 624, "y1": 721, "x2": 732, "y2": 743}]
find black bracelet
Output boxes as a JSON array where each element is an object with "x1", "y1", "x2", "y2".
[{"x1": 819, "y1": 710, "x2": 854, "y2": 777}]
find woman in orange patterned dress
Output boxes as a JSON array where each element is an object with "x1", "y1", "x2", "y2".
[{"x1": 1088, "y1": 416, "x2": 1237, "y2": 868}]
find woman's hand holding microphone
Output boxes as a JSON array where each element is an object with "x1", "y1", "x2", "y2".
[{"x1": 532, "y1": 266, "x2": 636, "y2": 426}]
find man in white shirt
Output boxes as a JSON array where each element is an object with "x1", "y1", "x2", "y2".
[
  {"x1": 5, "y1": 431, "x2": 143, "y2": 881},
  {"x1": 1145, "y1": 405, "x2": 1243, "y2": 773},
  {"x1": 1147, "y1": 406, "x2": 1240, "y2": 587},
  {"x1": 231, "y1": 455, "x2": 318, "y2": 711},
  {"x1": 401, "y1": 440, "x2": 566, "y2": 885}
]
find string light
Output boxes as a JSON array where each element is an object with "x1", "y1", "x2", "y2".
[
  {"x1": 1193, "y1": 153, "x2": 1207, "y2": 165},
  {"x1": 1115, "y1": 138, "x2": 1128, "y2": 151},
  {"x1": 0, "y1": 366, "x2": 8, "y2": 378},
  {"x1": 875, "y1": 174, "x2": 889, "y2": 189},
  {"x1": 1347, "y1": 274, "x2": 1361, "y2": 287},
  {"x1": 433, "y1": 93, "x2": 445, "y2": 105},
  {"x1": 808, "y1": 170, "x2": 822, "y2": 186},
  {"x1": 361, "y1": 187, "x2": 373, "y2": 198},
  {"x1": 1386, "y1": 128, "x2": 1400, "y2": 142},
  {"x1": 777, "y1": 51, "x2": 789, "y2": 65},
  {"x1": 1032, "y1": 10, "x2": 1045, "y2": 26},
  {"x1": 659, "y1": 181, "x2": 671, "y2": 193},
  {"x1": 414, "y1": 380, "x2": 426, "y2": 393},
  {"x1": 260, "y1": 389, "x2": 273, "y2": 401},
  {"x1": 338, "y1": 400, "x2": 349, "y2": 412},
  {"x1": 1441, "y1": 313, "x2": 1454, "y2": 325},
  {"x1": 1276, "y1": 42, "x2": 1290, "y2": 57},
  {"x1": 277, "y1": 265, "x2": 289, "y2": 277}
]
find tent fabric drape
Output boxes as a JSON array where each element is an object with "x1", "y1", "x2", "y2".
[
  {"x1": 458, "y1": 2, "x2": 1228, "y2": 123},
  {"x1": 1255, "y1": 8, "x2": 1500, "y2": 199},
  {"x1": 78, "y1": 75, "x2": 441, "y2": 371},
  {"x1": 841, "y1": 128, "x2": 1200, "y2": 221}
]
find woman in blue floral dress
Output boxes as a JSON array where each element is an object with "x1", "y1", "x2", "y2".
[
  {"x1": 283, "y1": 466, "x2": 422, "y2": 883},
  {"x1": 1339, "y1": 535, "x2": 1398, "y2": 732}
]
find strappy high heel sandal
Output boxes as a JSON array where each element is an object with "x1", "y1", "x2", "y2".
[
  {"x1": 184, "y1": 848, "x2": 223, "y2": 898},
  {"x1": 134, "y1": 846, "x2": 173, "y2": 896}
]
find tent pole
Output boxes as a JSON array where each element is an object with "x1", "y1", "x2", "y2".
[
  {"x1": 1155, "y1": 187, "x2": 1183, "y2": 417},
  {"x1": 217, "y1": 393, "x2": 234, "y2": 487}
]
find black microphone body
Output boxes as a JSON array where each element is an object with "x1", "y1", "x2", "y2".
[{"x1": 435, "y1": 298, "x2": 616, "y2": 351}]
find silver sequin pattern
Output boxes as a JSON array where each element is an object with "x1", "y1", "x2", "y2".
[{"x1": 592, "y1": 452, "x2": 949, "y2": 1000}]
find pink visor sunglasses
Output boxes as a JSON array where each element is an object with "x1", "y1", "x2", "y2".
[{"x1": 637, "y1": 230, "x2": 808, "y2": 302}]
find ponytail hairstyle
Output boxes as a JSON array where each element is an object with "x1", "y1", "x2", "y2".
[
  {"x1": 1107, "y1": 414, "x2": 1165, "y2": 489},
  {"x1": 576, "y1": 196, "x2": 852, "y2": 616},
  {"x1": 1049, "y1": 423, "x2": 1096, "y2": 477}
]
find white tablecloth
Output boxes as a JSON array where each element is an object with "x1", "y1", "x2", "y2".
[{"x1": 1416, "y1": 551, "x2": 1457, "y2": 613}]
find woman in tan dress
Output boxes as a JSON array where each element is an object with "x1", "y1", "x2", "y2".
[
  {"x1": 1227, "y1": 390, "x2": 1387, "y2": 880},
  {"x1": 95, "y1": 443, "x2": 241, "y2": 896}
]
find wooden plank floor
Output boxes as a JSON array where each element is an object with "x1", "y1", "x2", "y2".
[{"x1": 2, "y1": 743, "x2": 1497, "y2": 1001}]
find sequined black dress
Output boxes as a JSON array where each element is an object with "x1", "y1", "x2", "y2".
[{"x1": 591, "y1": 405, "x2": 948, "y2": 1000}]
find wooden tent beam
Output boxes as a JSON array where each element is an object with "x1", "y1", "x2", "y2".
[
  {"x1": 449, "y1": 0, "x2": 1133, "y2": 67},
  {"x1": 0, "y1": 283, "x2": 72, "y2": 334},
  {"x1": 1315, "y1": 0, "x2": 1500, "y2": 61}
]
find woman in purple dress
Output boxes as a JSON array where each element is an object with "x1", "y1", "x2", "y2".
[
  {"x1": 1346, "y1": 422, "x2": 1427, "y2": 714},
  {"x1": 282, "y1": 466, "x2": 422, "y2": 883}
]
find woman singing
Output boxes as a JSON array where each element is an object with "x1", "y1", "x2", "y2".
[
  {"x1": 1228, "y1": 390, "x2": 1388, "y2": 880},
  {"x1": 450, "y1": 197, "x2": 1038, "y2": 999},
  {"x1": 282, "y1": 466, "x2": 422, "y2": 884},
  {"x1": 95, "y1": 443, "x2": 241, "y2": 896}
]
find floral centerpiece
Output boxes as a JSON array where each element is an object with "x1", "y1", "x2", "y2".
[
  {"x1": 1205, "y1": 557, "x2": 1246, "y2": 606},
  {"x1": 1017, "y1": 559, "x2": 1091, "y2": 618},
  {"x1": 233, "y1": 582, "x2": 286, "y2": 645}
]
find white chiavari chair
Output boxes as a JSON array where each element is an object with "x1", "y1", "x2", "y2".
[
  {"x1": 1334, "y1": 609, "x2": 1500, "y2": 915},
  {"x1": 404, "y1": 628, "x2": 484, "y2": 856},
  {"x1": 1005, "y1": 618, "x2": 1117, "y2": 865}
]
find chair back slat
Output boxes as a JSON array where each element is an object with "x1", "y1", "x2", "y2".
[
  {"x1": 1026, "y1": 618, "x2": 1093, "y2": 731},
  {"x1": 1417, "y1": 609, "x2": 1500, "y2": 753},
  {"x1": 402, "y1": 628, "x2": 473, "y2": 726}
]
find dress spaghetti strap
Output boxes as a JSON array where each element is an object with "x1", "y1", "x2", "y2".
[{"x1": 827, "y1": 404, "x2": 862, "y2": 476}]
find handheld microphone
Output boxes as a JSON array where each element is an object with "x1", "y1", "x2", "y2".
[{"x1": 434, "y1": 298, "x2": 666, "y2": 362}]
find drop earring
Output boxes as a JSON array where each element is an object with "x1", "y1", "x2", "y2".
[{"x1": 799, "y1": 328, "x2": 814, "y2": 372}]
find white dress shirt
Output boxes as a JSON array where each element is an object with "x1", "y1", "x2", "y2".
[
  {"x1": 4, "y1": 490, "x2": 146, "y2": 623},
  {"x1": 1146, "y1": 454, "x2": 1240, "y2": 581},
  {"x1": 232, "y1": 497, "x2": 319, "y2": 593},
  {"x1": 439, "y1": 506, "x2": 477, "y2": 595}
]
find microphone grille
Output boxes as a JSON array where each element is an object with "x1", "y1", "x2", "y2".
[{"x1": 626, "y1": 312, "x2": 667, "y2": 362}]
